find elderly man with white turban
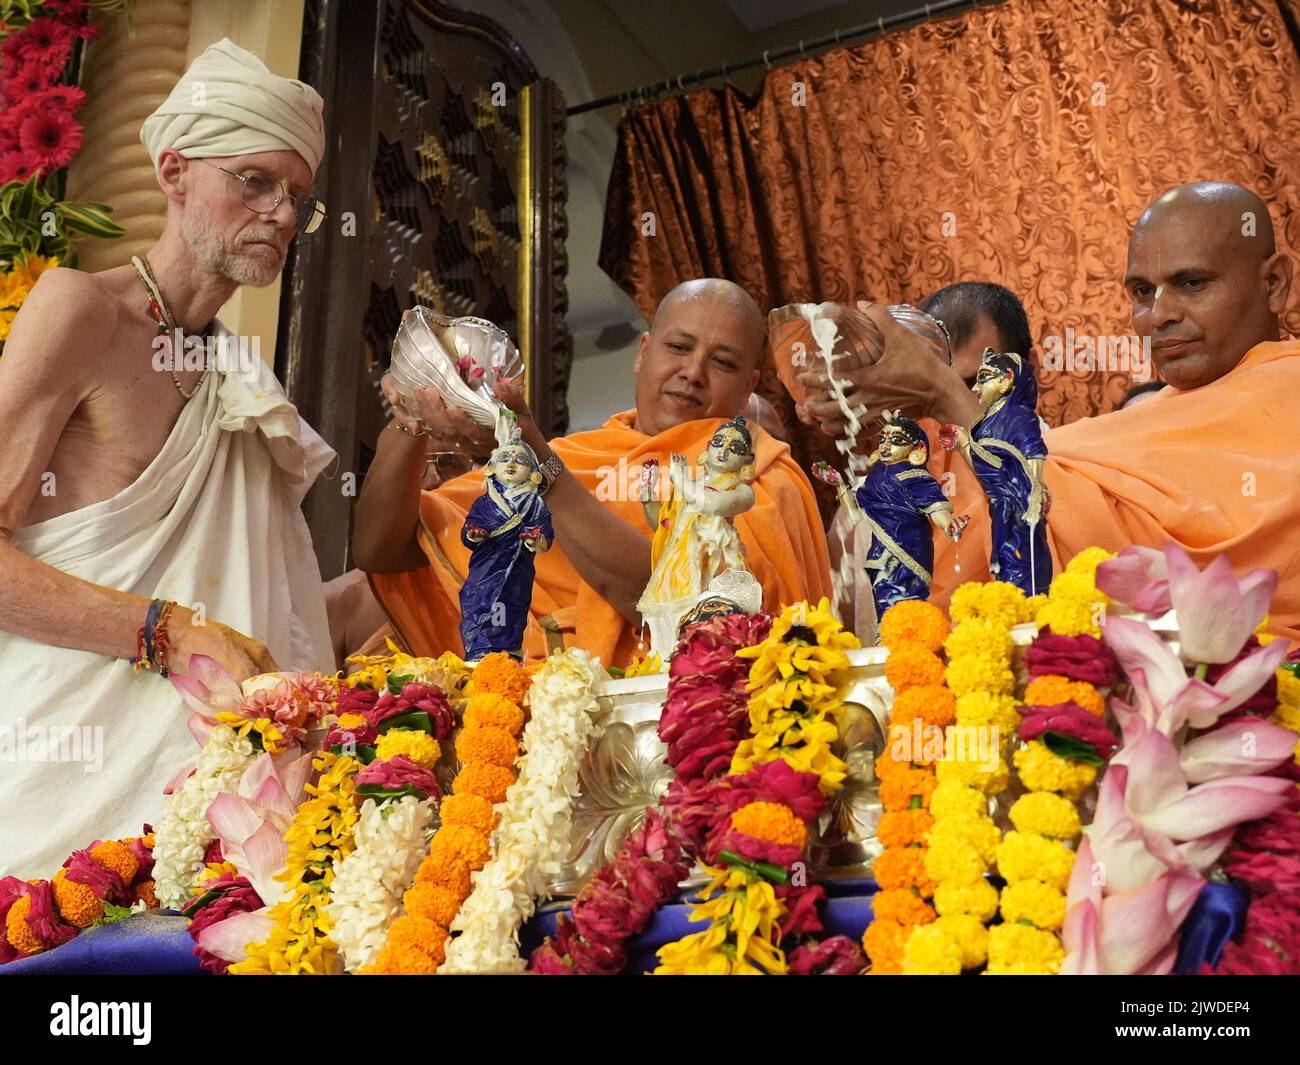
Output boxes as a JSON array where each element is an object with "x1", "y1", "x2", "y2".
[{"x1": 0, "y1": 40, "x2": 335, "y2": 876}]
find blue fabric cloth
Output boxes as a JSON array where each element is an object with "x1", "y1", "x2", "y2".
[
  {"x1": 458, "y1": 483, "x2": 552, "y2": 660},
  {"x1": 0, "y1": 912, "x2": 204, "y2": 976},
  {"x1": 1174, "y1": 880, "x2": 1250, "y2": 974},
  {"x1": 969, "y1": 395, "x2": 1051, "y2": 596},
  {"x1": 856, "y1": 463, "x2": 947, "y2": 617},
  {"x1": 2, "y1": 883, "x2": 880, "y2": 976}
]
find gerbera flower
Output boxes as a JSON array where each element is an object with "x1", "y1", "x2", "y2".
[
  {"x1": 16, "y1": 17, "x2": 74, "y2": 75},
  {"x1": 5, "y1": 62, "x2": 52, "y2": 103},
  {"x1": 19, "y1": 109, "x2": 82, "y2": 170},
  {"x1": 0, "y1": 150, "x2": 40, "y2": 183}
]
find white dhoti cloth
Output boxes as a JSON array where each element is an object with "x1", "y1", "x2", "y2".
[{"x1": 0, "y1": 325, "x2": 334, "y2": 878}]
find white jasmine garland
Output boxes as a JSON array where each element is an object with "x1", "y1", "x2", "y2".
[
  {"x1": 150, "y1": 724, "x2": 256, "y2": 909},
  {"x1": 329, "y1": 793, "x2": 437, "y2": 973},
  {"x1": 441, "y1": 649, "x2": 602, "y2": 973}
]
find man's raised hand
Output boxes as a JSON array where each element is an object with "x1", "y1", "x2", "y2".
[{"x1": 168, "y1": 609, "x2": 278, "y2": 684}]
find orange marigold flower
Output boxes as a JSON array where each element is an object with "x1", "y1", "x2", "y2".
[
  {"x1": 877, "y1": 809, "x2": 935, "y2": 848},
  {"x1": 873, "y1": 846, "x2": 935, "y2": 895},
  {"x1": 90, "y1": 839, "x2": 139, "y2": 883},
  {"x1": 879, "y1": 600, "x2": 950, "y2": 653},
  {"x1": 366, "y1": 942, "x2": 441, "y2": 975},
  {"x1": 892, "y1": 685, "x2": 957, "y2": 730},
  {"x1": 415, "y1": 855, "x2": 472, "y2": 897},
  {"x1": 132, "y1": 879, "x2": 158, "y2": 909},
  {"x1": 5, "y1": 895, "x2": 43, "y2": 955},
  {"x1": 884, "y1": 642, "x2": 946, "y2": 692},
  {"x1": 863, "y1": 917, "x2": 908, "y2": 972},
  {"x1": 427, "y1": 823, "x2": 491, "y2": 871},
  {"x1": 467, "y1": 652, "x2": 531, "y2": 703},
  {"x1": 872, "y1": 887, "x2": 937, "y2": 926},
  {"x1": 51, "y1": 870, "x2": 103, "y2": 928},
  {"x1": 463, "y1": 692, "x2": 526, "y2": 736},
  {"x1": 457, "y1": 725, "x2": 518, "y2": 768},
  {"x1": 879, "y1": 768, "x2": 938, "y2": 812},
  {"x1": 388, "y1": 914, "x2": 448, "y2": 961},
  {"x1": 440, "y1": 792, "x2": 496, "y2": 834},
  {"x1": 453, "y1": 762, "x2": 515, "y2": 804},
  {"x1": 404, "y1": 881, "x2": 463, "y2": 928},
  {"x1": 1025, "y1": 674, "x2": 1104, "y2": 717},
  {"x1": 875, "y1": 742, "x2": 915, "y2": 779},
  {"x1": 729, "y1": 801, "x2": 807, "y2": 849}
]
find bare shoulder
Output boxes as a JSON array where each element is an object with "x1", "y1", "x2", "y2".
[{"x1": 1, "y1": 267, "x2": 128, "y2": 383}]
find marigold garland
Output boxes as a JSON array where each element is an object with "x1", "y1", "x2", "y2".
[
  {"x1": 867, "y1": 599, "x2": 949, "y2": 974},
  {"x1": 366, "y1": 654, "x2": 528, "y2": 974}
]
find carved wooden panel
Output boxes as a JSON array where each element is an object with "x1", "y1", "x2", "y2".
[{"x1": 280, "y1": 0, "x2": 571, "y2": 578}]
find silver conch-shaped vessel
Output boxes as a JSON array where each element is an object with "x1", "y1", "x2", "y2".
[{"x1": 389, "y1": 306, "x2": 524, "y2": 442}]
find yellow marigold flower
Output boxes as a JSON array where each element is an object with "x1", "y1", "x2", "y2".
[
  {"x1": 463, "y1": 692, "x2": 526, "y2": 736},
  {"x1": 949, "y1": 581, "x2": 1031, "y2": 627},
  {"x1": 1024, "y1": 674, "x2": 1104, "y2": 717},
  {"x1": 1065, "y1": 546, "x2": 1115, "y2": 580},
  {"x1": 336, "y1": 712, "x2": 367, "y2": 729},
  {"x1": 935, "y1": 751, "x2": 1009, "y2": 795},
  {"x1": 924, "y1": 835, "x2": 986, "y2": 885},
  {"x1": 457, "y1": 725, "x2": 517, "y2": 768},
  {"x1": 1014, "y1": 741, "x2": 1097, "y2": 799},
  {"x1": 985, "y1": 922, "x2": 1064, "y2": 975},
  {"x1": 945, "y1": 653, "x2": 1015, "y2": 697},
  {"x1": 929, "y1": 781, "x2": 988, "y2": 822},
  {"x1": 933, "y1": 913, "x2": 988, "y2": 969},
  {"x1": 954, "y1": 691, "x2": 1021, "y2": 735},
  {"x1": 415, "y1": 855, "x2": 471, "y2": 897},
  {"x1": 404, "y1": 881, "x2": 462, "y2": 928},
  {"x1": 879, "y1": 600, "x2": 950, "y2": 652},
  {"x1": 467, "y1": 652, "x2": 531, "y2": 703},
  {"x1": 375, "y1": 729, "x2": 441, "y2": 768},
  {"x1": 933, "y1": 878, "x2": 999, "y2": 922},
  {"x1": 6, "y1": 895, "x2": 43, "y2": 954},
  {"x1": 1276, "y1": 670, "x2": 1300, "y2": 712},
  {"x1": 427, "y1": 823, "x2": 491, "y2": 871},
  {"x1": 1000, "y1": 878, "x2": 1067, "y2": 931},
  {"x1": 52, "y1": 870, "x2": 104, "y2": 928},
  {"x1": 1048, "y1": 570, "x2": 1106, "y2": 605},
  {"x1": 943, "y1": 618, "x2": 1013, "y2": 665},
  {"x1": 90, "y1": 839, "x2": 140, "y2": 884},
  {"x1": 996, "y1": 830, "x2": 1075, "y2": 891},
  {"x1": 902, "y1": 923, "x2": 963, "y2": 974},
  {"x1": 1273, "y1": 704, "x2": 1300, "y2": 733},
  {"x1": 929, "y1": 813, "x2": 1000, "y2": 865},
  {"x1": 1035, "y1": 598, "x2": 1100, "y2": 638},
  {"x1": 1009, "y1": 791, "x2": 1082, "y2": 840},
  {"x1": 730, "y1": 801, "x2": 807, "y2": 849},
  {"x1": 453, "y1": 762, "x2": 515, "y2": 804},
  {"x1": 885, "y1": 642, "x2": 946, "y2": 691}
]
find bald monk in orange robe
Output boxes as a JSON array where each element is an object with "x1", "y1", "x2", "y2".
[
  {"x1": 352, "y1": 279, "x2": 831, "y2": 667},
  {"x1": 797, "y1": 181, "x2": 1300, "y2": 638}
]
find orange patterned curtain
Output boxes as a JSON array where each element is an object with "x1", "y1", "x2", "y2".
[{"x1": 599, "y1": 0, "x2": 1300, "y2": 434}]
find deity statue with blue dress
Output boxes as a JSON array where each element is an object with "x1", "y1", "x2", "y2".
[
  {"x1": 944, "y1": 348, "x2": 1052, "y2": 595},
  {"x1": 816, "y1": 411, "x2": 965, "y2": 621},
  {"x1": 458, "y1": 430, "x2": 554, "y2": 661}
]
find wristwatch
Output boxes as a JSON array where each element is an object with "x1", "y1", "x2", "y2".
[{"x1": 539, "y1": 452, "x2": 564, "y2": 493}]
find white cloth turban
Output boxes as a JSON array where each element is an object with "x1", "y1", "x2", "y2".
[{"x1": 140, "y1": 38, "x2": 326, "y2": 176}]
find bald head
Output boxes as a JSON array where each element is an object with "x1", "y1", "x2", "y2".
[
  {"x1": 1125, "y1": 181, "x2": 1291, "y2": 389},
  {"x1": 633, "y1": 278, "x2": 764, "y2": 435}
]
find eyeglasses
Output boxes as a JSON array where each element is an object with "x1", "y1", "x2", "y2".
[{"x1": 201, "y1": 161, "x2": 326, "y2": 235}]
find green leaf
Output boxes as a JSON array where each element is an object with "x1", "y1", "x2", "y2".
[
  {"x1": 329, "y1": 742, "x2": 377, "y2": 764},
  {"x1": 386, "y1": 673, "x2": 415, "y2": 696},
  {"x1": 355, "y1": 783, "x2": 425, "y2": 803},
  {"x1": 92, "y1": 901, "x2": 136, "y2": 927},
  {"x1": 1282, "y1": 661, "x2": 1300, "y2": 679},
  {"x1": 57, "y1": 200, "x2": 126, "y2": 240},
  {"x1": 1043, "y1": 731, "x2": 1104, "y2": 766},
  {"x1": 377, "y1": 709, "x2": 433, "y2": 735}
]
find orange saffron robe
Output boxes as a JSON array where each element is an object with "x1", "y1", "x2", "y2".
[
  {"x1": 943, "y1": 340, "x2": 1300, "y2": 639},
  {"x1": 368, "y1": 409, "x2": 832, "y2": 667}
]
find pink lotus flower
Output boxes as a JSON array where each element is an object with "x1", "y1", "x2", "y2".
[
  {"x1": 1098, "y1": 543, "x2": 1279, "y2": 664},
  {"x1": 204, "y1": 751, "x2": 311, "y2": 906},
  {"x1": 1103, "y1": 615, "x2": 1287, "y2": 734}
]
